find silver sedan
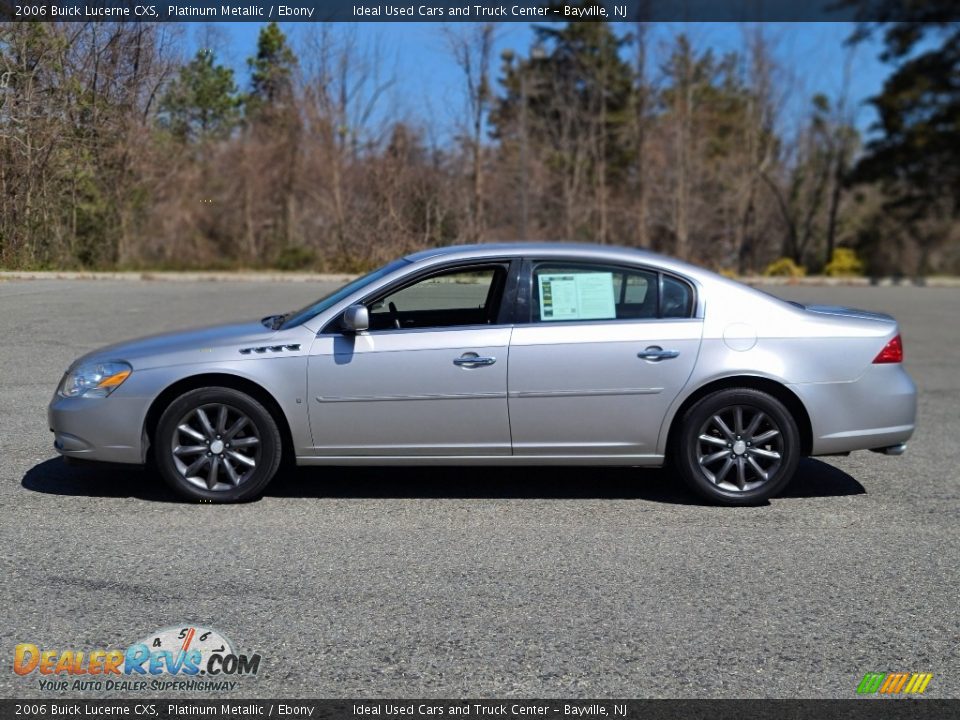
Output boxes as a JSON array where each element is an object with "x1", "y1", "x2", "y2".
[{"x1": 48, "y1": 243, "x2": 917, "y2": 504}]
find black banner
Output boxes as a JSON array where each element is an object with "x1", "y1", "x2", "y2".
[
  {"x1": 2, "y1": 0, "x2": 958, "y2": 23},
  {"x1": 1, "y1": 700, "x2": 958, "y2": 720}
]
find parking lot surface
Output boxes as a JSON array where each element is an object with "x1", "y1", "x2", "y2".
[{"x1": 0, "y1": 278, "x2": 957, "y2": 698}]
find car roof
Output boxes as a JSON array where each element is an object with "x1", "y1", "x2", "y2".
[{"x1": 403, "y1": 242, "x2": 712, "y2": 281}]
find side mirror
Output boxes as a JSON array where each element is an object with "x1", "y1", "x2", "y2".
[{"x1": 341, "y1": 304, "x2": 369, "y2": 333}]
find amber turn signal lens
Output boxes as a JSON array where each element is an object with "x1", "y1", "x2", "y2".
[{"x1": 96, "y1": 370, "x2": 132, "y2": 388}]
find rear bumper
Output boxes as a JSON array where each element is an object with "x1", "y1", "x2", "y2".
[
  {"x1": 48, "y1": 393, "x2": 147, "y2": 464},
  {"x1": 790, "y1": 364, "x2": 917, "y2": 456}
]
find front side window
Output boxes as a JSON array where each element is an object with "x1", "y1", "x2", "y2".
[
  {"x1": 282, "y1": 258, "x2": 408, "y2": 329},
  {"x1": 530, "y1": 262, "x2": 693, "y2": 322},
  {"x1": 367, "y1": 264, "x2": 507, "y2": 331}
]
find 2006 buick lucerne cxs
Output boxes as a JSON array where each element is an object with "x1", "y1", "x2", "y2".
[{"x1": 49, "y1": 243, "x2": 916, "y2": 504}]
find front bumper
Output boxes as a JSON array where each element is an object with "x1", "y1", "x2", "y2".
[{"x1": 48, "y1": 392, "x2": 148, "y2": 465}]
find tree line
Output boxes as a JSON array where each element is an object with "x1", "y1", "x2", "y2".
[{"x1": 0, "y1": 10, "x2": 957, "y2": 275}]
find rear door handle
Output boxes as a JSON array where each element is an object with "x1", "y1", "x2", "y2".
[
  {"x1": 638, "y1": 346, "x2": 680, "y2": 361},
  {"x1": 454, "y1": 355, "x2": 497, "y2": 367}
]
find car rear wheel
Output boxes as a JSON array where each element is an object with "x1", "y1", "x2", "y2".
[
  {"x1": 674, "y1": 388, "x2": 800, "y2": 505},
  {"x1": 155, "y1": 387, "x2": 282, "y2": 503}
]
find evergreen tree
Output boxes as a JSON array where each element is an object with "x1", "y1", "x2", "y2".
[
  {"x1": 494, "y1": 12, "x2": 634, "y2": 179},
  {"x1": 246, "y1": 22, "x2": 298, "y2": 124},
  {"x1": 491, "y1": 9, "x2": 635, "y2": 240},
  {"x1": 158, "y1": 49, "x2": 241, "y2": 143},
  {"x1": 845, "y1": 6, "x2": 959, "y2": 217},
  {"x1": 655, "y1": 35, "x2": 779, "y2": 262}
]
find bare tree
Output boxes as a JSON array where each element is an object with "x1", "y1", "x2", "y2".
[
  {"x1": 823, "y1": 45, "x2": 858, "y2": 267},
  {"x1": 300, "y1": 26, "x2": 395, "y2": 264},
  {"x1": 730, "y1": 25, "x2": 781, "y2": 272},
  {"x1": 445, "y1": 23, "x2": 497, "y2": 243},
  {"x1": 631, "y1": 20, "x2": 652, "y2": 249}
]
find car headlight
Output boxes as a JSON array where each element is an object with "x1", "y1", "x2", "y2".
[{"x1": 59, "y1": 361, "x2": 132, "y2": 398}]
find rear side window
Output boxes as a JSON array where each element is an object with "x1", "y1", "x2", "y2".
[
  {"x1": 661, "y1": 275, "x2": 694, "y2": 318},
  {"x1": 530, "y1": 262, "x2": 693, "y2": 322}
]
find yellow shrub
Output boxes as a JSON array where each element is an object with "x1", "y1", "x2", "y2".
[
  {"x1": 824, "y1": 248, "x2": 864, "y2": 277},
  {"x1": 763, "y1": 257, "x2": 806, "y2": 278}
]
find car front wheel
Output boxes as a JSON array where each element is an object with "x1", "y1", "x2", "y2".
[
  {"x1": 155, "y1": 387, "x2": 283, "y2": 502},
  {"x1": 674, "y1": 388, "x2": 800, "y2": 505}
]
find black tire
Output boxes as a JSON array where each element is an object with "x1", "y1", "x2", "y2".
[
  {"x1": 673, "y1": 388, "x2": 800, "y2": 505},
  {"x1": 155, "y1": 387, "x2": 283, "y2": 503}
]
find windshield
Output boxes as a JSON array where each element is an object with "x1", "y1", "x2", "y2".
[{"x1": 279, "y1": 259, "x2": 409, "y2": 329}]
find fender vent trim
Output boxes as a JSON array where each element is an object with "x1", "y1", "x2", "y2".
[{"x1": 239, "y1": 344, "x2": 301, "y2": 355}]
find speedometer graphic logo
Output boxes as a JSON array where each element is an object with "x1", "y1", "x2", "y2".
[{"x1": 135, "y1": 625, "x2": 234, "y2": 673}]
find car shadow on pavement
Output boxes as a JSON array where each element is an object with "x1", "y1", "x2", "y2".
[
  {"x1": 22, "y1": 456, "x2": 864, "y2": 505},
  {"x1": 268, "y1": 457, "x2": 865, "y2": 503},
  {"x1": 778, "y1": 458, "x2": 867, "y2": 499},
  {"x1": 21, "y1": 458, "x2": 178, "y2": 501}
]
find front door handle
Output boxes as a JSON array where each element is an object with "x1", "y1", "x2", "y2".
[
  {"x1": 454, "y1": 354, "x2": 497, "y2": 367},
  {"x1": 638, "y1": 346, "x2": 680, "y2": 361}
]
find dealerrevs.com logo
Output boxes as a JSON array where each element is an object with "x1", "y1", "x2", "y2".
[
  {"x1": 13, "y1": 625, "x2": 262, "y2": 692},
  {"x1": 857, "y1": 672, "x2": 934, "y2": 695}
]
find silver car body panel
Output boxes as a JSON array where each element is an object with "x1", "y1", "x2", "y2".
[
  {"x1": 48, "y1": 242, "x2": 917, "y2": 467},
  {"x1": 307, "y1": 327, "x2": 512, "y2": 456},
  {"x1": 508, "y1": 319, "x2": 702, "y2": 457}
]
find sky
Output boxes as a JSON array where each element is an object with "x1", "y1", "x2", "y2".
[{"x1": 187, "y1": 21, "x2": 891, "y2": 144}]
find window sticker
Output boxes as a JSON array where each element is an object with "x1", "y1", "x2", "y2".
[{"x1": 537, "y1": 272, "x2": 616, "y2": 321}]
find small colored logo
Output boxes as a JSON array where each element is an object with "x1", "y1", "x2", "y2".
[
  {"x1": 857, "y1": 672, "x2": 933, "y2": 695},
  {"x1": 13, "y1": 625, "x2": 262, "y2": 693}
]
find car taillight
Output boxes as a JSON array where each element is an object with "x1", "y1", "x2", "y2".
[{"x1": 873, "y1": 334, "x2": 903, "y2": 364}]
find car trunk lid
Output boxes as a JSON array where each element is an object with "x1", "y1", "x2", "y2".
[{"x1": 802, "y1": 304, "x2": 896, "y2": 324}]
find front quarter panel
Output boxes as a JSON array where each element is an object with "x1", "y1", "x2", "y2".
[{"x1": 49, "y1": 327, "x2": 315, "y2": 463}]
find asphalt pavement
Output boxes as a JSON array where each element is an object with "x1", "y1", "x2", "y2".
[{"x1": 0, "y1": 278, "x2": 957, "y2": 699}]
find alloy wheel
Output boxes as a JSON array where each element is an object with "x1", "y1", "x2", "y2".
[
  {"x1": 695, "y1": 405, "x2": 784, "y2": 493},
  {"x1": 170, "y1": 403, "x2": 261, "y2": 492}
]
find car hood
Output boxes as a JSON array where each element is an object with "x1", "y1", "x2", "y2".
[{"x1": 73, "y1": 320, "x2": 287, "y2": 370}]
